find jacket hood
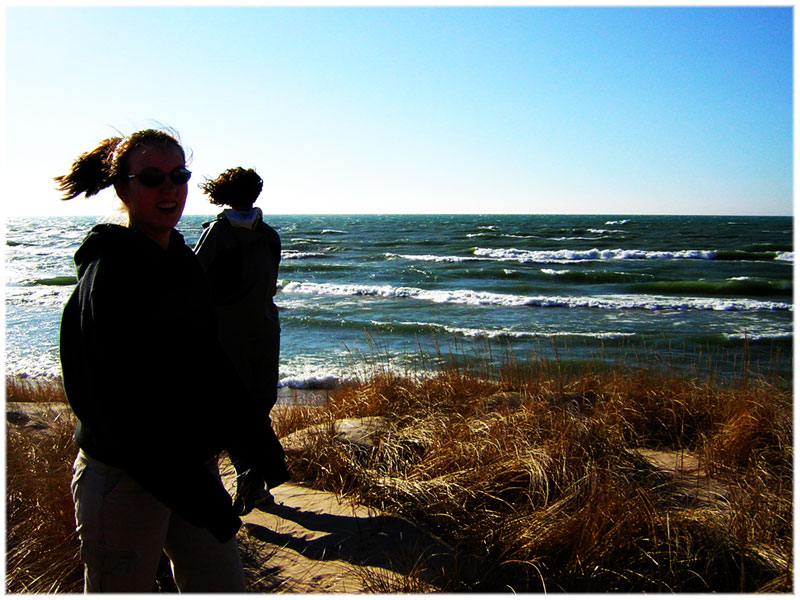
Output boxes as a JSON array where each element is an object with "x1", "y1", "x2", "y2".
[
  {"x1": 222, "y1": 207, "x2": 263, "y2": 230},
  {"x1": 199, "y1": 210, "x2": 267, "y2": 248},
  {"x1": 74, "y1": 224, "x2": 185, "y2": 277}
]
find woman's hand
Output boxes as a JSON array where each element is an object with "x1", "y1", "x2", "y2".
[{"x1": 232, "y1": 469, "x2": 264, "y2": 516}]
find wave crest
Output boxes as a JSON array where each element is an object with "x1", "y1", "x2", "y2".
[{"x1": 281, "y1": 281, "x2": 792, "y2": 312}]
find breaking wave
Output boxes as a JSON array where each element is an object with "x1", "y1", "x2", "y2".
[
  {"x1": 473, "y1": 247, "x2": 792, "y2": 264},
  {"x1": 281, "y1": 281, "x2": 792, "y2": 312}
]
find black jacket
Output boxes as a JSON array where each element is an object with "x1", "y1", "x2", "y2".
[
  {"x1": 60, "y1": 224, "x2": 286, "y2": 542},
  {"x1": 194, "y1": 211, "x2": 281, "y2": 324},
  {"x1": 194, "y1": 212, "x2": 282, "y2": 412}
]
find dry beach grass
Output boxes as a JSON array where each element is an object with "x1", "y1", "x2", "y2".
[
  {"x1": 275, "y1": 346, "x2": 793, "y2": 593},
  {"x1": 5, "y1": 347, "x2": 793, "y2": 593}
]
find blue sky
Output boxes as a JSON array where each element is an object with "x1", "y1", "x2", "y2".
[{"x1": 4, "y1": 5, "x2": 793, "y2": 216}]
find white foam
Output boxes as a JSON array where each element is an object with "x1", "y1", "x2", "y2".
[
  {"x1": 5, "y1": 286, "x2": 73, "y2": 307},
  {"x1": 725, "y1": 331, "x2": 793, "y2": 342},
  {"x1": 441, "y1": 325, "x2": 635, "y2": 340},
  {"x1": 363, "y1": 318, "x2": 637, "y2": 341},
  {"x1": 5, "y1": 355, "x2": 63, "y2": 380},
  {"x1": 587, "y1": 228, "x2": 625, "y2": 234},
  {"x1": 541, "y1": 268, "x2": 570, "y2": 276},
  {"x1": 386, "y1": 253, "x2": 477, "y2": 263},
  {"x1": 473, "y1": 247, "x2": 717, "y2": 263},
  {"x1": 281, "y1": 250, "x2": 328, "y2": 260},
  {"x1": 280, "y1": 281, "x2": 793, "y2": 312},
  {"x1": 279, "y1": 373, "x2": 342, "y2": 389}
]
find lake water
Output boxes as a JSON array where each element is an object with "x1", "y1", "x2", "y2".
[{"x1": 5, "y1": 214, "x2": 793, "y2": 386}]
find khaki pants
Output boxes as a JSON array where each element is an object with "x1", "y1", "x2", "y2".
[{"x1": 71, "y1": 450, "x2": 245, "y2": 593}]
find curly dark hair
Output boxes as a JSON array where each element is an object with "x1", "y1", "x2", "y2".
[
  {"x1": 54, "y1": 128, "x2": 185, "y2": 200},
  {"x1": 200, "y1": 167, "x2": 263, "y2": 209}
]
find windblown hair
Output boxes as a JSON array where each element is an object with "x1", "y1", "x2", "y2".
[
  {"x1": 200, "y1": 167, "x2": 263, "y2": 210},
  {"x1": 54, "y1": 129, "x2": 185, "y2": 200}
]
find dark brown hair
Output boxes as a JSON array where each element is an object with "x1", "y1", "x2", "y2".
[
  {"x1": 200, "y1": 167, "x2": 263, "y2": 210},
  {"x1": 54, "y1": 128, "x2": 185, "y2": 200}
]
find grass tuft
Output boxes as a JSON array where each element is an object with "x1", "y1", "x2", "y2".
[{"x1": 6, "y1": 379, "x2": 83, "y2": 593}]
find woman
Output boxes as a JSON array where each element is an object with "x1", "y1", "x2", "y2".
[
  {"x1": 193, "y1": 167, "x2": 286, "y2": 508},
  {"x1": 55, "y1": 129, "x2": 282, "y2": 592}
]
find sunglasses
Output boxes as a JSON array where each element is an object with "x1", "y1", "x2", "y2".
[{"x1": 127, "y1": 167, "x2": 192, "y2": 188}]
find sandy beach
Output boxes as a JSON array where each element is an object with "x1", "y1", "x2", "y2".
[
  {"x1": 7, "y1": 400, "x2": 455, "y2": 593},
  {"x1": 231, "y1": 481, "x2": 455, "y2": 593},
  {"x1": 218, "y1": 416, "x2": 459, "y2": 593}
]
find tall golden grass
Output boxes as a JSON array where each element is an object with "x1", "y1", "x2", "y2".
[
  {"x1": 6, "y1": 378, "x2": 83, "y2": 593},
  {"x1": 275, "y1": 346, "x2": 793, "y2": 593},
  {"x1": 6, "y1": 341, "x2": 793, "y2": 593}
]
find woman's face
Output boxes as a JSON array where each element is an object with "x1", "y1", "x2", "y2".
[{"x1": 115, "y1": 143, "x2": 188, "y2": 247}]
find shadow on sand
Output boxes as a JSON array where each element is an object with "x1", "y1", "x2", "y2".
[{"x1": 244, "y1": 501, "x2": 461, "y2": 588}]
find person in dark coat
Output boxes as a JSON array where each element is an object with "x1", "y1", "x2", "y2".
[
  {"x1": 55, "y1": 129, "x2": 288, "y2": 593},
  {"x1": 194, "y1": 167, "x2": 286, "y2": 508}
]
